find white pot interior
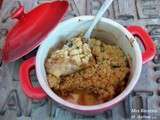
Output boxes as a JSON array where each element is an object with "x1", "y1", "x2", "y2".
[{"x1": 36, "y1": 16, "x2": 142, "y2": 112}]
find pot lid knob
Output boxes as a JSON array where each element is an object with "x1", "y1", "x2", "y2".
[{"x1": 11, "y1": 5, "x2": 25, "y2": 20}]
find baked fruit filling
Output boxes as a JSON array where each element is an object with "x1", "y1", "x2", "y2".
[{"x1": 45, "y1": 37, "x2": 130, "y2": 105}]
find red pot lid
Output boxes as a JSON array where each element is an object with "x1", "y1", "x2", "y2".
[{"x1": 2, "y1": 1, "x2": 69, "y2": 63}]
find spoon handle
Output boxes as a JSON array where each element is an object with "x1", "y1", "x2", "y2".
[{"x1": 84, "y1": 0, "x2": 114, "y2": 39}]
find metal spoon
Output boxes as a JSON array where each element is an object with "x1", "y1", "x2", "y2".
[{"x1": 84, "y1": 0, "x2": 114, "y2": 39}]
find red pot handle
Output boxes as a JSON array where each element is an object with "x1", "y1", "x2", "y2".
[
  {"x1": 19, "y1": 57, "x2": 47, "y2": 100},
  {"x1": 127, "y1": 26, "x2": 156, "y2": 64}
]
